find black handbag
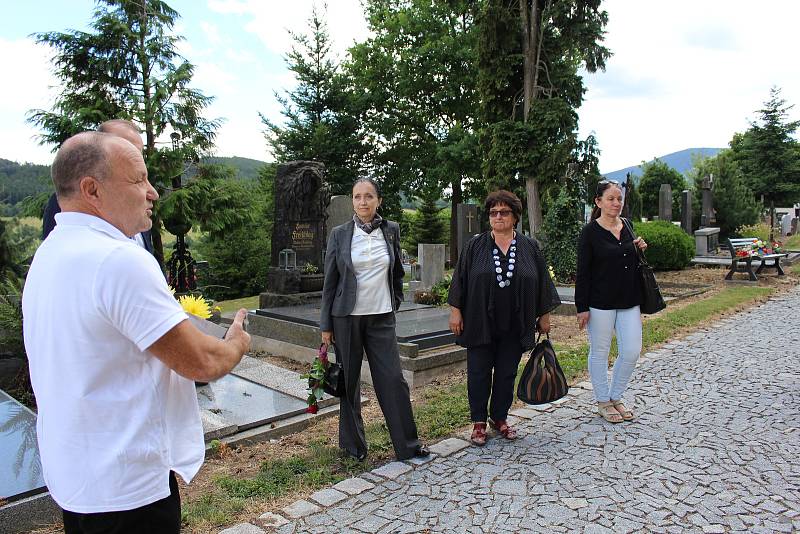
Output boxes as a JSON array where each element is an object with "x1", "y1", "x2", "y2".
[
  {"x1": 517, "y1": 334, "x2": 569, "y2": 405},
  {"x1": 322, "y1": 344, "x2": 345, "y2": 397},
  {"x1": 622, "y1": 218, "x2": 666, "y2": 315}
]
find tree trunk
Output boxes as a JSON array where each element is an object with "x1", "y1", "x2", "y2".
[
  {"x1": 525, "y1": 176, "x2": 542, "y2": 236},
  {"x1": 520, "y1": 0, "x2": 545, "y2": 238},
  {"x1": 449, "y1": 177, "x2": 463, "y2": 265}
]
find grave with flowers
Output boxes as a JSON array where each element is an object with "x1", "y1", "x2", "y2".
[{"x1": 725, "y1": 237, "x2": 789, "y2": 281}]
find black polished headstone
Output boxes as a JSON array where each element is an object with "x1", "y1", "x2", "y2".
[
  {"x1": 0, "y1": 389, "x2": 46, "y2": 502},
  {"x1": 269, "y1": 161, "x2": 331, "y2": 274}
]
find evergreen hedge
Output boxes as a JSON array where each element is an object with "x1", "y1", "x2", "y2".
[{"x1": 633, "y1": 220, "x2": 694, "y2": 270}]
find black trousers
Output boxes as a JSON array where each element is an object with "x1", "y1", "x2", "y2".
[
  {"x1": 333, "y1": 312, "x2": 421, "y2": 460},
  {"x1": 467, "y1": 334, "x2": 524, "y2": 423},
  {"x1": 63, "y1": 472, "x2": 180, "y2": 534}
]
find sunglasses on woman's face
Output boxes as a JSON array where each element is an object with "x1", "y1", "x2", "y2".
[{"x1": 488, "y1": 209, "x2": 513, "y2": 218}]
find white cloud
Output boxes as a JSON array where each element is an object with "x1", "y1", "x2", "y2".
[
  {"x1": 207, "y1": 0, "x2": 369, "y2": 58},
  {"x1": 0, "y1": 37, "x2": 60, "y2": 163},
  {"x1": 580, "y1": 0, "x2": 800, "y2": 173}
]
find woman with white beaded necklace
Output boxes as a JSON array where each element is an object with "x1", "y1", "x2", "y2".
[{"x1": 448, "y1": 190, "x2": 561, "y2": 446}]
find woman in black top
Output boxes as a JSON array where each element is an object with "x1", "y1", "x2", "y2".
[
  {"x1": 448, "y1": 190, "x2": 561, "y2": 445},
  {"x1": 575, "y1": 180, "x2": 648, "y2": 423}
]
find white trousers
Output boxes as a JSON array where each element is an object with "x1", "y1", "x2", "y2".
[{"x1": 587, "y1": 306, "x2": 642, "y2": 402}]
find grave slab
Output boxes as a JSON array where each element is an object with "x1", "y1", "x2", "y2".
[
  {"x1": 0, "y1": 390, "x2": 45, "y2": 502},
  {"x1": 197, "y1": 375, "x2": 307, "y2": 433}
]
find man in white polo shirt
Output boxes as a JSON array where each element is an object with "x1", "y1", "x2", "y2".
[{"x1": 22, "y1": 131, "x2": 251, "y2": 533}]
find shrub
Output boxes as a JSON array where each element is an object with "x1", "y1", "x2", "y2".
[
  {"x1": 633, "y1": 221, "x2": 694, "y2": 270},
  {"x1": 736, "y1": 222, "x2": 772, "y2": 241},
  {"x1": 413, "y1": 275, "x2": 451, "y2": 305},
  {"x1": 542, "y1": 174, "x2": 584, "y2": 283}
]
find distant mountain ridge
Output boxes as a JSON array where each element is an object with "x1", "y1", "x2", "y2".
[
  {"x1": 0, "y1": 155, "x2": 269, "y2": 207},
  {"x1": 603, "y1": 148, "x2": 724, "y2": 184}
]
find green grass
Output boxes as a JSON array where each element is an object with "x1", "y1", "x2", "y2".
[
  {"x1": 216, "y1": 295, "x2": 259, "y2": 313},
  {"x1": 184, "y1": 282, "x2": 779, "y2": 528},
  {"x1": 784, "y1": 233, "x2": 800, "y2": 249}
]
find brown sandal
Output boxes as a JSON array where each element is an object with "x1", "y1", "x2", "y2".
[
  {"x1": 489, "y1": 419, "x2": 518, "y2": 440},
  {"x1": 612, "y1": 400, "x2": 634, "y2": 421},
  {"x1": 470, "y1": 422, "x2": 487, "y2": 446},
  {"x1": 598, "y1": 401, "x2": 623, "y2": 423}
]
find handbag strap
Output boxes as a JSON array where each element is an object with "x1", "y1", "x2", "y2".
[{"x1": 620, "y1": 218, "x2": 649, "y2": 267}]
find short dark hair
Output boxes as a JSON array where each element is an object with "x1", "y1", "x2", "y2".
[
  {"x1": 353, "y1": 177, "x2": 382, "y2": 198},
  {"x1": 484, "y1": 189, "x2": 523, "y2": 224},
  {"x1": 98, "y1": 119, "x2": 141, "y2": 135},
  {"x1": 51, "y1": 132, "x2": 112, "y2": 199}
]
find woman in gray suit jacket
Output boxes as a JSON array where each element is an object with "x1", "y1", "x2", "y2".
[{"x1": 320, "y1": 178, "x2": 428, "y2": 462}]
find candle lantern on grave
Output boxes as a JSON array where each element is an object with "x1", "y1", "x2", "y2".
[{"x1": 164, "y1": 131, "x2": 198, "y2": 294}]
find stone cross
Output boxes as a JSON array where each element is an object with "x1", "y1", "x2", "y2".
[
  {"x1": 681, "y1": 190, "x2": 692, "y2": 234},
  {"x1": 658, "y1": 184, "x2": 672, "y2": 222}
]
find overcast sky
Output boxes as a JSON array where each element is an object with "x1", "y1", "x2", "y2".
[{"x1": 1, "y1": 0, "x2": 798, "y2": 173}]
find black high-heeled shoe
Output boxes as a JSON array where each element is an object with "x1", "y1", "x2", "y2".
[{"x1": 413, "y1": 445, "x2": 430, "y2": 458}]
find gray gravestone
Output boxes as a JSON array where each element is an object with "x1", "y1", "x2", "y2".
[
  {"x1": 418, "y1": 244, "x2": 446, "y2": 289},
  {"x1": 780, "y1": 212, "x2": 793, "y2": 236},
  {"x1": 456, "y1": 204, "x2": 480, "y2": 258},
  {"x1": 681, "y1": 190, "x2": 692, "y2": 234},
  {"x1": 325, "y1": 195, "x2": 353, "y2": 239},
  {"x1": 267, "y1": 161, "x2": 330, "y2": 294},
  {"x1": 694, "y1": 227, "x2": 720, "y2": 256},
  {"x1": 700, "y1": 174, "x2": 715, "y2": 228},
  {"x1": 658, "y1": 184, "x2": 672, "y2": 222}
]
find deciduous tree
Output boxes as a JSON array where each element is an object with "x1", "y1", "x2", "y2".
[
  {"x1": 637, "y1": 159, "x2": 686, "y2": 219},
  {"x1": 477, "y1": 0, "x2": 610, "y2": 236},
  {"x1": 346, "y1": 0, "x2": 481, "y2": 262}
]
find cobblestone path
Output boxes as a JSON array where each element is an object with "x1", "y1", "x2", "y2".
[{"x1": 223, "y1": 287, "x2": 800, "y2": 534}]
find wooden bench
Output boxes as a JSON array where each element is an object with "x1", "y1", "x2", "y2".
[{"x1": 725, "y1": 237, "x2": 788, "y2": 281}]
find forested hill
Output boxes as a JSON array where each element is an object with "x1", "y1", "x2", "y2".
[
  {"x1": 0, "y1": 155, "x2": 269, "y2": 206},
  {"x1": 603, "y1": 147, "x2": 724, "y2": 184},
  {"x1": 0, "y1": 159, "x2": 52, "y2": 205}
]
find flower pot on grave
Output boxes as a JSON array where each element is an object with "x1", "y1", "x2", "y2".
[{"x1": 299, "y1": 273, "x2": 324, "y2": 292}]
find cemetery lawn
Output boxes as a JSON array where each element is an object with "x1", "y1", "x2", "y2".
[{"x1": 171, "y1": 266, "x2": 793, "y2": 533}]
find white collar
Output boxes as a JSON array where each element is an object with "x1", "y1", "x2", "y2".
[{"x1": 53, "y1": 212, "x2": 133, "y2": 242}]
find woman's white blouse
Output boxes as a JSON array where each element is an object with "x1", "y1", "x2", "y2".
[{"x1": 350, "y1": 225, "x2": 393, "y2": 315}]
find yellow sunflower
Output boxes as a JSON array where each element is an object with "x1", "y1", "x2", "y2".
[{"x1": 178, "y1": 294, "x2": 212, "y2": 319}]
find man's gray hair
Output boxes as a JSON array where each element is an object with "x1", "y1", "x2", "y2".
[
  {"x1": 98, "y1": 119, "x2": 141, "y2": 135},
  {"x1": 51, "y1": 132, "x2": 112, "y2": 199}
]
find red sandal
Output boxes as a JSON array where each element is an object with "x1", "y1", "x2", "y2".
[
  {"x1": 470, "y1": 422, "x2": 487, "y2": 446},
  {"x1": 489, "y1": 418, "x2": 518, "y2": 440}
]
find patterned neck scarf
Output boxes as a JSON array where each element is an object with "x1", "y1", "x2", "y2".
[{"x1": 353, "y1": 213, "x2": 383, "y2": 234}]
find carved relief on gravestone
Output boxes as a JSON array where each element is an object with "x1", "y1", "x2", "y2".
[
  {"x1": 267, "y1": 161, "x2": 330, "y2": 295},
  {"x1": 270, "y1": 161, "x2": 331, "y2": 272}
]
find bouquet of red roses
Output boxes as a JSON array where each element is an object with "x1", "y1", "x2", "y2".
[{"x1": 300, "y1": 344, "x2": 331, "y2": 414}]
